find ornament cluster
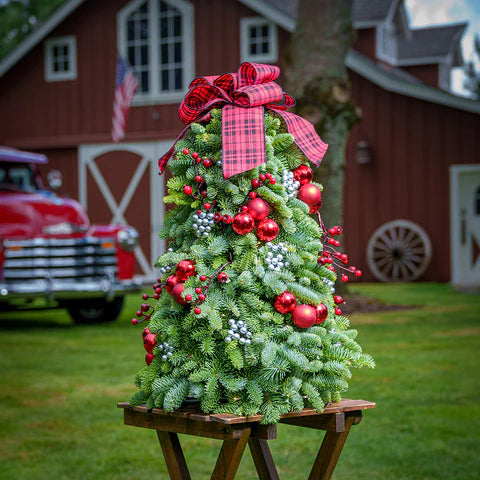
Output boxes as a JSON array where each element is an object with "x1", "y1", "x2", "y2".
[
  {"x1": 264, "y1": 242, "x2": 289, "y2": 272},
  {"x1": 225, "y1": 318, "x2": 252, "y2": 345}
]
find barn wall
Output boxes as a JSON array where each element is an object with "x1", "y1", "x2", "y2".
[
  {"x1": 353, "y1": 28, "x2": 376, "y2": 59},
  {"x1": 403, "y1": 64, "x2": 439, "y2": 88},
  {"x1": 344, "y1": 70, "x2": 480, "y2": 281}
]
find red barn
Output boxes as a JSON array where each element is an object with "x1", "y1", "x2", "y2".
[{"x1": 0, "y1": 0, "x2": 479, "y2": 286}]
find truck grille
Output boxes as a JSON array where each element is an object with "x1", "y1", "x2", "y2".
[{"x1": 2, "y1": 237, "x2": 118, "y2": 286}]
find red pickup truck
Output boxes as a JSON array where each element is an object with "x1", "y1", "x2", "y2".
[{"x1": 0, "y1": 146, "x2": 141, "y2": 323}]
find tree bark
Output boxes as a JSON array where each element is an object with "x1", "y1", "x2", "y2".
[{"x1": 284, "y1": 0, "x2": 358, "y2": 229}]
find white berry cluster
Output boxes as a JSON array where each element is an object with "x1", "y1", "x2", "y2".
[
  {"x1": 265, "y1": 242, "x2": 289, "y2": 272},
  {"x1": 158, "y1": 247, "x2": 175, "y2": 275},
  {"x1": 322, "y1": 277, "x2": 335, "y2": 293},
  {"x1": 282, "y1": 170, "x2": 301, "y2": 199},
  {"x1": 192, "y1": 211, "x2": 215, "y2": 238},
  {"x1": 157, "y1": 341, "x2": 174, "y2": 360},
  {"x1": 225, "y1": 319, "x2": 252, "y2": 345}
]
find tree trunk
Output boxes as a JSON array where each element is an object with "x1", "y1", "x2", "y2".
[{"x1": 284, "y1": 0, "x2": 358, "y2": 229}]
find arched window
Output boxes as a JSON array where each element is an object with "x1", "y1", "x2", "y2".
[
  {"x1": 475, "y1": 186, "x2": 480, "y2": 215},
  {"x1": 118, "y1": 0, "x2": 194, "y2": 105}
]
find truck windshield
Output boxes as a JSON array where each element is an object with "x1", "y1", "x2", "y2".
[{"x1": 0, "y1": 162, "x2": 38, "y2": 192}]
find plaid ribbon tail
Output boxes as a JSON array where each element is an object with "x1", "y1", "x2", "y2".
[
  {"x1": 222, "y1": 105, "x2": 266, "y2": 178},
  {"x1": 158, "y1": 124, "x2": 192, "y2": 173},
  {"x1": 275, "y1": 111, "x2": 328, "y2": 165}
]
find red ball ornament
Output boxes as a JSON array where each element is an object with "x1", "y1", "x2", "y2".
[
  {"x1": 232, "y1": 212, "x2": 255, "y2": 235},
  {"x1": 292, "y1": 305, "x2": 317, "y2": 329},
  {"x1": 315, "y1": 303, "x2": 328, "y2": 324},
  {"x1": 175, "y1": 260, "x2": 196, "y2": 281},
  {"x1": 165, "y1": 275, "x2": 180, "y2": 294},
  {"x1": 145, "y1": 353, "x2": 155, "y2": 366},
  {"x1": 273, "y1": 291, "x2": 297, "y2": 314},
  {"x1": 143, "y1": 333, "x2": 156, "y2": 353},
  {"x1": 257, "y1": 218, "x2": 279, "y2": 242},
  {"x1": 298, "y1": 184, "x2": 322, "y2": 213},
  {"x1": 172, "y1": 283, "x2": 187, "y2": 305},
  {"x1": 293, "y1": 165, "x2": 313, "y2": 185},
  {"x1": 247, "y1": 198, "x2": 270, "y2": 221}
]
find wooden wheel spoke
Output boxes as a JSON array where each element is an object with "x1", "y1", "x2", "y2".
[
  {"x1": 373, "y1": 242, "x2": 392, "y2": 253},
  {"x1": 391, "y1": 262, "x2": 400, "y2": 280},
  {"x1": 379, "y1": 231, "x2": 394, "y2": 248},
  {"x1": 375, "y1": 256, "x2": 392, "y2": 269},
  {"x1": 398, "y1": 263, "x2": 409, "y2": 280}
]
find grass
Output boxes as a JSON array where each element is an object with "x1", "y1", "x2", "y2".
[{"x1": 0, "y1": 283, "x2": 479, "y2": 479}]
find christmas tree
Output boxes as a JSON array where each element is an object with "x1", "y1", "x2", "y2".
[{"x1": 130, "y1": 63, "x2": 374, "y2": 424}]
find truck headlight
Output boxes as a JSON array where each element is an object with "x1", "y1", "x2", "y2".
[{"x1": 117, "y1": 227, "x2": 139, "y2": 252}]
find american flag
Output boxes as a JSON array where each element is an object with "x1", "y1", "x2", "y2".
[{"x1": 111, "y1": 56, "x2": 139, "y2": 143}]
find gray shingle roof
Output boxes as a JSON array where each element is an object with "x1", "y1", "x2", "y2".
[{"x1": 397, "y1": 23, "x2": 467, "y2": 60}]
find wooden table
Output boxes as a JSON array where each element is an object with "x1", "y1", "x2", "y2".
[{"x1": 118, "y1": 398, "x2": 375, "y2": 480}]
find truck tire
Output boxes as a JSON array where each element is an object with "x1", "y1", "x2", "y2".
[{"x1": 66, "y1": 297, "x2": 124, "y2": 324}]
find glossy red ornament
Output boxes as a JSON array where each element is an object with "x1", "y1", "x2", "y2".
[
  {"x1": 315, "y1": 303, "x2": 328, "y2": 324},
  {"x1": 293, "y1": 165, "x2": 313, "y2": 185},
  {"x1": 273, "y1": 291, "x2": 297, "y2": 314},
  {"x1": 175, "y1": 260, "x2": 196, "y2": 281},
  {"x1": 145, "y1": 353, "x2": 155, "y2": 366},
  {"x1": 247, "y1": 197, "x2": 270, "y2": 220},
  {"x1": 218, "y1": 272, "x2": 228, "y2": 283},
  {"x1": 165, "y1": 275, "x2": 180, "y2": 294},
  {"x1": 256, "y1": 218, "x2": 279, "y2": 242},
  {"x1": 183, "y1": 185, "x2": 193, "y2": 195},
  {"x1": 172, "y1": 283, "x2": 187, "y2": 305},
  {"x1": 292, "y1": 305, "x2": 317, "y2": 329},
  {"x1": 143, "y1": 333, "x2": 156, "y2": 353},
  {"x1": 232, "y1": 212, "x2": 255, "y2": 235},
  {"x1": 298, "y1": 184, "x2": 322, "y2": 213}
]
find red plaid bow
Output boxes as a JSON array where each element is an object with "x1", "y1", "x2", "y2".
[{"x1": 158, "y1": 62, "x2": 328, "y2": 178}]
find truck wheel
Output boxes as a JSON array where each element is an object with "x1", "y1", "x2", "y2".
[{"x1": 66, "y1": 297, "x2": 124, "y2": 324}]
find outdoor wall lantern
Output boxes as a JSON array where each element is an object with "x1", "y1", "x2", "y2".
[{"x1": 355, "y1": 137, "x2": 373, "y2": 165}]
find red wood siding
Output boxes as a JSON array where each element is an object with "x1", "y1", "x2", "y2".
[
  {"x1": 344, "y1": 70, "x2": 480, "y2": 281},
  {"x1": 403, "y1": 64, "x2": 439, "y2": 88},
  {"x1": 353, "y1": 28, "x2": 376, "y2": 59}
]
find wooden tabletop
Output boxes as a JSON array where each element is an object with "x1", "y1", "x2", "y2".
[{"x1": 117, "y1": 398, "x2": 376, "y2": 425}]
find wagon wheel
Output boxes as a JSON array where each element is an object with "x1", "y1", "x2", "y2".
[{"x1": 367, "y1": 220, "x2": 432, "y2": 282}]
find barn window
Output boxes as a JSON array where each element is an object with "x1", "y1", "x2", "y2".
[
  {"x1": 240, "y1": 17, "x2": 278, "y2": 64},
  {"x1": 118, "y1": 0, "x2": 194, "y2": 105},
  {"x1": 44, "y1": 36, "x2": 77, "y2": 82},
  {"x1": 476, "y1": 187, "x2": 480, "y2": 215}
]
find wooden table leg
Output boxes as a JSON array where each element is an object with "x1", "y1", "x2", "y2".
[
  {"x1": 211, "y1": 428, "x2": 251, "y2": 480},
  {"x1": 248, "y1": 437, "x2": 280, "y2": 480},
  {"x1": 157, "y1": 430, "x2": 191, "y2": 480},
  {"x1": 308, "y1": 412, "x2": 362, "y2": 480}
]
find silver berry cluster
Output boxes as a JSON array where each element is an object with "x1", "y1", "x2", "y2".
[
  {"x1": 282, "y1": 170, "x2": 301, "y2": 199},
  {"x1": 225, "y1": 319, "x2": 252, "y2": 345},
  {"x1": 192, "y1": 211, "x2": 215, "y2": 238},
  {"x1": 159, "y1": 247, "x2": 175, "y2": 275},
  {"x1": 265, "y1": 242, "x2": 289, "y2": 272},
  {"x1": 322, "y1": 277, "x2": 335, "y2": 293},
  {"x1": 157, "y1": 341, "x2": 173, "y2": 360}
]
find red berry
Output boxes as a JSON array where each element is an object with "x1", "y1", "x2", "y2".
[
  {"x1": 326, "y1": 258, "x2": 333, "y2": 264},
  {"x1": 218, "y1": 272, "x2": 228, "y2": 283},
  {"x1": 336, "y1": 226, "x2": 343, "y2": 234},
  {"x1": 192, "y1": 152, "x2": 199, "y2": 159},
  {"x1": 142, "y1": 293, "x2": 149, "y2": 300},
  {"x1": 251, "y1": 179, "x2": 260, "y2": 188},
  {"x1": 241, "y1": 205, "x2": 248, "y2": 213},
  {"x1": 328, "y1": 227, "x2": 337, "y2": 236},
  {"x1": 269, "y1": 178, "x2": 277, "y2": 185},
  {"x1": 349, "y1": 266, "x2": 357, "y2": 272},
  {"x1": 155, "y1": 287, "x2": 162, "y2": 294},
  {"x1": 248, "y1": 192, "x2": 257, "y2": 199},
  {"x1": 199, "y1": 275, "x2": 207, "y2": 282},
  {"x1": 145, "y1": 353, "x2": 155, "y2": 366},
  {"x1": 204, "y1": 203, "x2": 211, "y2": 210},
  {"x1": 182, "y1": 148, "x2": 190, "y2": 155},
  {"x1": 328, "y1": 238, "x2": 336, "y2": 245},
  {"x1": 194, "y1": 307, "x2": 201, "y2": 314},
  {"x1": 195, "y1": 175, "x2": 203, "y2": 183},
  {"x1": 153, "y1": 294, "x2": 160, "y2": 300},
  {"x1": 185, "y1": 294, "x2": 193, "y2": 301},
  {"x1": 355, "y1": 270, "x2": 363, "y2": 277},
  {"x1": 322, "y1": 251, "x2": 330, "y2": 257},
  {"x1": 144, "y1": 315, "x2": 151, "y2": 321},
  {"x1": 333, "y1": 240, "x2": 340, "y2": 247},
  {"x1": 318, "y1": 258, "x2": 326, "y2": 265},
  {"x1": 334, "y1": 296, "x2": 344, "y2": 304},
  {"x1": 136, "y1": 310, "x2": 143, "y2": 317},
  {"x1": 183, "y1": 185, "x2": 193, "y2": 195},
  {"x1": 203, "y1": 158, "x2": 212, "y2": 167},
  {"x1": 201, "y1": 190, "x2": 207, "y2": 197},
  {"x1": 265, "y1": 172, "x2": 272, "y2": 179},
  {"x1": 213, "y1": 213, "x2": 223, "y2": 223},
  {"x1": 198, "y1": 294, "x2": 206, "y2": 301},
  {"x1": 195, "y1": 287, "x2": 203, "y2": 294},
  {"x1": 196, "y1": 157, "x2": 202, "y2": 164},
  {"x1": 328, "y1": 266, "x2": 335, "y2": 271},
  {"x1": 141, "y1": 303, "x2": 150, "y2": 312},
  {"x1": 259, "y1": 174, "x2": 266, "y2": 181},
  {"x1": 131, "y1": 318, "x2": 138, "y2": 325},
  {"x1": 340, "y1": 254, "x2": 348, "y2": 262},
  {"x1": 341, "y1": 274, "x2": 349, "y2": 282},
  {"x1": 335, "y1": 307, "x2": 342, "y2": 315}
]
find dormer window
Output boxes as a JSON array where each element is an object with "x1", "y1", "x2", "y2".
[
  {"x1": 377, "y1": 24, "x2": 397, "y2": 63},
  {"x1": 44, "y1": 36, "x2": 77, "y2": 82},
  {"x1": 240, "y1": 17, "x2": 278, "y2": 63},
  {"x1": 117, "y1": 0, "x2": 194, "y2": 105}
]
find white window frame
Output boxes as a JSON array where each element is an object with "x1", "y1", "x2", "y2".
[
  {"x1": 240, "y1": 17, "x2": 278, "y2": 64},
  {"x1": 376, "y1": 24, "x2": 397, "y2": 64},
  {"x1": 44, "y1": 35, "x2": 77, "y2": 82},
  {"x1": 117, "y1": 0, "x2": 194, "y2": 106}
]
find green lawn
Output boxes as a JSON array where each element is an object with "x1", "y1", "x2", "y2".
[{"x1": 0, "y1": 283, "x2": 479, "y2": 479}]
